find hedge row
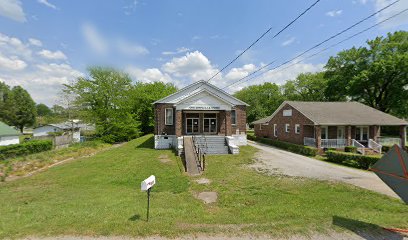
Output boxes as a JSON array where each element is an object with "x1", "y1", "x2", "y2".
[
  {"x1": 326, "y1": 150, "x2": 381, "y2": 170},
  {"x1": 0, "y1": 140, "x2": 53, "y2": 160},
  {"x1": 255, "y1": 137, "x2": 318, "y2": 156}
]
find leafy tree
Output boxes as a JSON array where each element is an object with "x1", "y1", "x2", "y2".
[
  {"x1": 65, "y1": 67, "x2": 140, "y2": 143},
  {"x1": 325, "y1": 31, "x2": 408, "y2": 117},
  {"x1": 0, "y1": 82, "x2": 15, "y2": 125},
  {"x1": 131, "y1": 82, "x2": 177, "y2": 134},
  {"x1": 282, "y1": 72, "x2": 328, "y2": 101},
  {"x1": 233, "y1": 82, "x2": 284, "y2": 124},
  {"x1": 36, "y1": 104, "x2": 52, "y2": 117},
  {"x1": 10, "y1": 86, "x2": 37, "y2": 132}
]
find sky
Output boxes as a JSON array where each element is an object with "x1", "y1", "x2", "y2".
[{"x1": 0, "y1": 0, "x2": 407, "y2": 106}]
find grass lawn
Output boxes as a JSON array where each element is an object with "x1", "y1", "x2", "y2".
[{"x1": 0, "y1": 134, "x2": 407, "y2": 238}]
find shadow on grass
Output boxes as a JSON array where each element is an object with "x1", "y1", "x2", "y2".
[
  {"x1": 135, "y1": 136, "x2": 154, "y2": 149},
  {"x1": 128, "y1": 214, "x2": 141, "y2": 221},
  {"x1": 332, "y1": 216, "x2": 405, "y2": 240}
]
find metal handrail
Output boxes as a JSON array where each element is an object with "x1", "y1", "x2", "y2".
[
  {"x1": 368, "y1": 139, "x2": 382, "y2": 154},
  {"x1": 352, "y1": 139, "x2": 365, "y2": 155}
]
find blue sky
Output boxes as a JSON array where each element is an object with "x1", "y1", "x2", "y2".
[{"x1": 0, "y1": 0, "x2": 407, "y2": 106}]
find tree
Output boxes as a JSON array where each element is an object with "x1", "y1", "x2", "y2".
[
  {"x1": 282, "y1": 72, "x2": 328, "y2": 101},
  {"x1": 36, "y1": 104, "x2": 52, "y2": 117},
  {"x1": 325, "y1": 31, "x2": 408, "y2": 117},
  {"x1": 65, "y1": 67, "x2": 140, "y2": 143},
  {"x1": 233, "y1": 82, "x2": 284, "y2": 124},
  {"x1": 131, "y1": 82, "x2": 177, "y2": 134},
  {"x1": 10, "y1": 86, "x2": 37, "y2": 132},
  {"x1": 0, "y1": 82, "x2": 15, "y2": 125}
]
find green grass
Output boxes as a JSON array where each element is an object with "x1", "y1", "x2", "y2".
[{"x1": 0, "y1": 134, "x2": 407, "y2": 238}]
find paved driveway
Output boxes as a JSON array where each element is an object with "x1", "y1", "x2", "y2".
[{"x1": 248, "y1": 141, "x2": 399, "y2": 199}]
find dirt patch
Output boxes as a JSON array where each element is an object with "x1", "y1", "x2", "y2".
[
  {"x1": 158, "y1": 154, "x2": 171, "y2": 163},
  {"x1": 195, "y1": 191, "x2": 218, "y2": 204},
  {"x1": 195, "y1": 178, "x2": 211, "y2": 185}
]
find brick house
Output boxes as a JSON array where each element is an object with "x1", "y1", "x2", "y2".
[
  {"x1": 253, "y1": 101, "x2": 407, "y2": 153},
  {"x1": 153, "y1": 80, "x2": 249, "y2": 154}
]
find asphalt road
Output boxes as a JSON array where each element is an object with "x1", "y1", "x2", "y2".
[{"x1": 248, "y1": 140, "x2": 399, "y2": 199}]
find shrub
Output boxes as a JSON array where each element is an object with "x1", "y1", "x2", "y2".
[
  {"x1": 326, "y1": 150, "x2": 381, "y2": 169},
  {"x1": 247, "y1": 134, "x2": 256, "y2": 141},
  {"x1": 381, "y1": 145, "x2": 392, "y2": 153},
  {"x1": 0, "y1": 140, "x2": 53, "y2": 160},
  {"x1": 256, "y1": 137, "x2": 318, "y2": 156},
  {"x1": 345, "y1": 146, "x2": 357, "y2": 153}
]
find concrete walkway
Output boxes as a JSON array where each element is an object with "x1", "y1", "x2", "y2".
[{"x1": 248, "y1": 141, "x2": 399, "y2": 199}]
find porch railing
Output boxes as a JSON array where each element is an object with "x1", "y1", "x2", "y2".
[
  {"x1": 377, "y1": 137, "x2": 401, "y2": 147},
  {"x1": 352, "y1": 139, "x2": 365, "y2": 155},
  {"x1": 321, "y1": 139, "x2": 347, "y2": 148},
  {"x1": 368, "y1": 139, "x2": 382, "y2": 154},
  {"x1": 304, "y1": 137, "x2": 315, "y2": 147}
]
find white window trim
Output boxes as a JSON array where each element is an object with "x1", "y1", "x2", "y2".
[
  {"x1": 165, "y1": 108, "x2": 173, "y2": 126},
  {"x1": 285, "y1": 124, "x2": 290, "y2": 133},
  {"x1": 295, "y1": 124, "x2": 300, "y2": 134},
  {"x1": 273, "y1": 124, "x2": 277, "y2": 137}
]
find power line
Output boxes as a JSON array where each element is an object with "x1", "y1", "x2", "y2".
[
  {"x1": 224, "y1": 0, "x2": 401, "y2": 89},
  {"x1": 207, "y1": 0, "x2": 322, "y2": 82},
  {"x1": 272, "y1": 7, "x2": 408, "y2": 76}
]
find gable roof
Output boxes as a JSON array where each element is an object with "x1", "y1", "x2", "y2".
[
  {"x1": 253, "y1": 101, "x2": 408, "y2": 126},
  {"x1": 153, "y1": 80, "x2": 249, "y2": 106},
  {"x1": 0, "y1": 121, "x2": 20, "y2": 137}
]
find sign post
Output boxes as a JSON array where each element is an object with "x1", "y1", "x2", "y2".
[{"x1": 141, "y1": 175, "x2": 156, "y2": 222}]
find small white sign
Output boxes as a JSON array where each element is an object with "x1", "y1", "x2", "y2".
[{"x1": 141, "y1": 175, "x2": 156, "y2": 191}]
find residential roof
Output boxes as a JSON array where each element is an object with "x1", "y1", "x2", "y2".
[
  {"x1": 254, "y1": 101, "x2": 408, "y2": 126},
  {"x1": 0, "y1": 121, "x2": 20, "y2": 137},
  {"x1": 38, "y1": 122, "x2": 95, "y2": 131},
  {"x1": 252, "y1": 116, "x2": 272, "y2": 125},
  {"x1": 153, "y1": 80, "x2": 249, "y2": 106}
]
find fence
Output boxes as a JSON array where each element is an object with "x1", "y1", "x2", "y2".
[{"x1": 33, "y1": 134, "x2": 73, "y2": 149}]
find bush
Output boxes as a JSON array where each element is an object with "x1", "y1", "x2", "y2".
[
  {"x1": 247, "y1": 134, "x2": 256, "y2": 141},
  {"x1": 256, "y1": 137, "x2": 318, "y2": 156},
  {"x1": 326, "y1": 150, "x2": 381, "y2": 169},
  {"x1": 345, "y1": 146, "x2": 357, "y2": 153},
  {"x1": 0, "y1": 140, "x2": 53, "y2": 160},
  {"x1": 382, "y1": 145, "x2": 392, "y2": 153}
]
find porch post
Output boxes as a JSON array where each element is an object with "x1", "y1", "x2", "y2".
[
  {"x1": 175, "y1": 110, "x2": 182, "y2": 137},
  {"x1": 225, "y1": 111, "x2": 232, "y2": 136},
  {"x1": 346, "y1": 125, "x2": 352, "y2": 146},
  {"x1": 372, "y1": 125, "x2": 380, "y2": 142},
  {"x1": 400, "y1": 125, "x2": 407, "y2": 149},
  {"x1": 315, "y1": 125, "x2": 321, "y2": 149}
]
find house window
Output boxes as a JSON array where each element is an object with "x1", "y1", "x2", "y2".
[
  {"x1": 285, "y1": 124, "x2": 290, "y2": 133},
  {"x1": 283, "y1": 109, "x2": 292, "y2": 117},
  {"x1": 274, "y1": 124, "x2": 277, "y2": 137},
  {"x1": 165, "y1": 108, "x2": 173, "y2": 125},
  {"x1": 231, "y1": 109, "x2": 236, "y2": 125},
  {"x1": 295, "y1": 124, "x2": 300, "y2": 134}
]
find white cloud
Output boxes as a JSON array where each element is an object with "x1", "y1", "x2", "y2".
[
  {"x1": 162, "y1": 51, "x2": 220, "y2": 82},
  {"x1": 162, "y1": 47, "x2": 190, "y2": 55},
  {"x1": 123, "y1": 0, "x2": 138, "y2": 15},
  {"x1": 282, "y1": 37, "x2": 296, "y2": 47},
  {"x1": 224, "y1": 64, "x2": 257, "y2": 81},
  {"x1": 37, "y1": 49, "x2": 67, "y2": 60},
  {"x1": 28, "y1": 38, "x2": 42, "y2": 47},
  {"x1": 126, "y1": 66, "x2": 174, "y2": 84},
  {"x1": 0, "y1": 32, "x2": 83, "y2": 105},
  {"x1": 0, "y1": 53, "x2": 27, "y2": 71},
  {"x1": 0, "y1": 0, "x2": 26, "y2": 22},
  {"x1": 81, "y1": 23, "x2": 109, "y2": 55},
  {"x1": 326, "y1": 10, "x2": 343, "y2": 17},
  {"x1": 374, "y1": 0, "x2": 408, "y2": 28},
  {"x1": 226, "y1": 62, "x2": 324, "y2": 92},
  {"x1": 116, "y1": 39, "x2": 149, "y2": 57},
  {"x1": 37, "y1": 0, "x2": 57, "y2": 9}
]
